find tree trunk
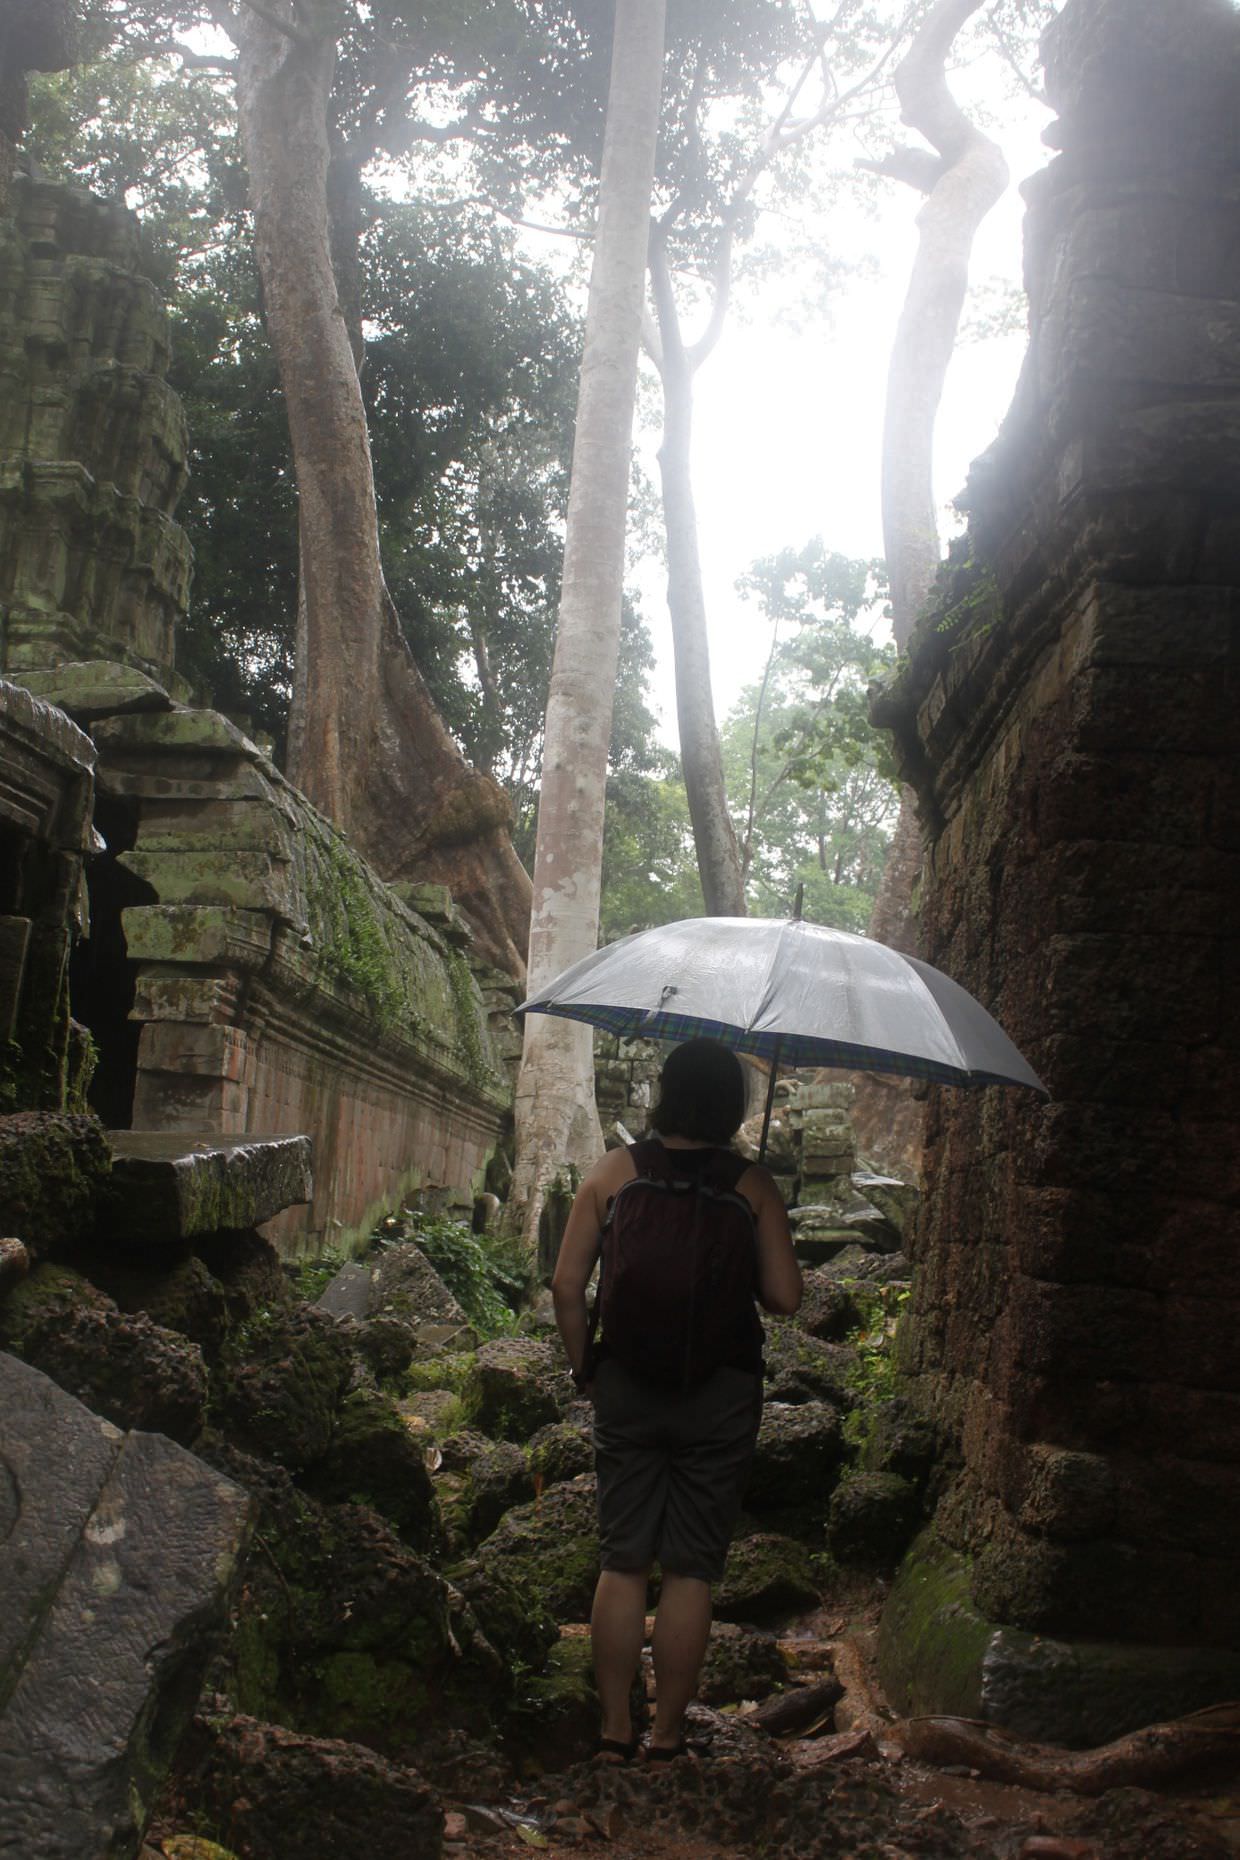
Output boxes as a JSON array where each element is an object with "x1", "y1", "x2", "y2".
[
  {"x1": 861, "y1": 0, "x2": 1008, "y2": 1174},
  {"x1": 879, "y1": 0, "x2": 1010, "y2": 648},
  {"x1": 507, "y1": 0, "x2": 668, "y2": 1249},
  {"x1": 650, "y1": 238, "x2": 746, "y2": 918},
  {"x1": 233, "y1": 5, "x2": 531, "y2": 979}
]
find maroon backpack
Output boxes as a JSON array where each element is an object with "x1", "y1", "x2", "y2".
[{"x1": 592, "y1": 1138, "x2": 763, "y2": 1389}]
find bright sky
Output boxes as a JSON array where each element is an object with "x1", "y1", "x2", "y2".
[{"x1": 628, "y1": 93, "x2": 1055, "y2": 744}]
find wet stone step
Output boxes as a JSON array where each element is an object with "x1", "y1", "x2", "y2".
[{"x1": 99, "y1": 1131, "x2": 312, "y2": 1244}]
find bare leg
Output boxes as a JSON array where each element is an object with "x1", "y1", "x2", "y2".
[
  {"x1": 591, "y1": 1567, "x2": 649, "y2": 1746},
  {"x1": 650, "y1": 1572, "x2": 712, "y2": 1750}
]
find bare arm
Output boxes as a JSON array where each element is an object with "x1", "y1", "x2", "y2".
[
  {"x1": 741, "y1": 1164, "x2": 803, "y2": 1316},
  {"x1": 550, "y1": 1149, "x2": 632, "y2": 1384}
]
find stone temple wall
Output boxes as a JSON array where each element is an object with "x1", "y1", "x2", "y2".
[
  {"x1": 874, "y1": 0, "x2": 1240, "y2": 1735},
  {"x1": 0, "y1": 172, "x2": 514, "y2": 1252}
]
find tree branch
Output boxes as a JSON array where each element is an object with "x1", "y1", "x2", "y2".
[{"x1": 236, "y1": 0, "x2": 313, "y2": 49}]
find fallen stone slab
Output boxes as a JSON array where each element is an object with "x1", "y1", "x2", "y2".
[
  {"x1": 0, "y1": 1351, "x2": 251, "y2": 1860},
  {"x1": 314, "y1": 1257, "x2": 372, "y2": 1320},
  {"x1": 14, "y1": 660, "x2": 174, "y2": 722},
  {"x1": 99, "y1": 1131, "x2": 313, "y2": 1244}
]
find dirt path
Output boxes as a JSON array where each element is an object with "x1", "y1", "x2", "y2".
[{"x1": 441, "y1": 1586, "x2": 1240, "y2": 1860}]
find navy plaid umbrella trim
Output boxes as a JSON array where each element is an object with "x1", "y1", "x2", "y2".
[{"x1": 534, "y1": 1002, "x2": 1014, "y2": 1089}]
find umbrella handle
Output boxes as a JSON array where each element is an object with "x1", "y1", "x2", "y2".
[{"x1": 757, "y1": 1034, "x2": 783, "y2": 1167}]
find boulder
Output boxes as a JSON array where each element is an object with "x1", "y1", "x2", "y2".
[
  {"x1": 457, "y1": 1439, "x2": 534, "y2": 1544},
  {"x1": 348, "y1": 1313, "x2": 417, "y2": 1382},
  {"x1": 0, "y1": 1353, "x2": 250, "y2": 1860},
  {"x1": 795, "y1": 1268, "x2": 862, "y2": 1341},
  {"x1": 449, "y1": 1555, "x2": 559, "y2": 1681},
  {"x1": 527, "y1": 1418, "x2": 594, "y2": 1488},
  {"x1": 762, "y1": 1320, "x2": 856, "y2": 1408},
  {"x1": 79, "y1": 1253, "x2": 232, "y2": 1357},
  {"x1": 195, "y1": 1228, "x2": 293, "y2": 1323},
  {"x1": 209, "y1": 1304, "x2": 353, "y2": 1469},
  {"x1": 698, "y1": 1622, "x2": 789, "y2": 1706},
  {"x1": 827, "y1": 1470, "x2": 921, "y2": 1567},
  {"x1": 747, "y1": 1400, "x2": 845, "y2": 1515},
  {"x1": 302, "y1": 1387, "x2": 441, "y2": 1553},
  {"x1": 714, "y1": 1531, "x2": 823, "y2": 1623},
  {"x1": 822, "y1": 1245, "x2": 911, "y2": 1285},
  {"x1": 0, "y1": 1112, "x2": 111, "y2": 1260},
  {"x1": 0, "y1": 1264, "x2": 207, "y2": 1442},
  {"x1": 369, "y1": 1241, "x2": 475, "y2": 1353},
  {"x1": 857, "y1": 1399, "x2": 940, "y2": 1491},
  {"x1": 183, "y1": 1715, "x2": 443, "y2": 1860},
  {"x1": 459, "y1": 1335, "x2": 570, "y2": 1441},
  {"x1": 469, "y1": 1472, "x2": 600, "y2": 1621},
  {"x1": 201, "y1": 1444, "x2": 477, "y2": 1748}
]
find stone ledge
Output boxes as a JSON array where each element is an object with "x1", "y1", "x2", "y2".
[{"x1": 99, "y1": 1131, "x2": 313, "y2": 1244}]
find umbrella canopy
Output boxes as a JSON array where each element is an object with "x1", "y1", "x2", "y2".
[{"x1": 518, "y1": 915, "x2": 1046, "y2": 1094}]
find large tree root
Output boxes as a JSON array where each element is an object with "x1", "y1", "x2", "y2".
[{"x1": 885, "y1": 1702, "x2": 1240, "y2": 1795}]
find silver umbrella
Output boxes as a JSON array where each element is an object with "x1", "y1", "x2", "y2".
[{"x1": 518, "y1": 915, "x2": 1046, "y2": 1159}]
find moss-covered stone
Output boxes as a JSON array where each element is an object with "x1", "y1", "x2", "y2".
[
  {"x1": 506, "y1": 1633, "x2": 600, "y2": 1769},
  {"x1": 467, "y1": 1473, "x2": 600, "y2": 1622},
  {"x1": 0, "y1": 1111, "x2": 110, "y2": 1261},
  {"x1": 747, "y1": 1400, "x2": 846, "y2": 1519},
  {"x1": 698, "y1": 1621, "x2": 790, "y2": 1707},
  {"x1": 762, "y1": 1319, "x2": 856, "y2": 1408},
  {"x1": 302, "y1": 1387, "x2": 442, "y2": 1554},
  {"x1": 526, "y1": 1419, "x2": 594, "y2": 1490},
  {"x1": 449, "y1": 1556, "x2": 559, "y2": 1682},
  {"x1": 795, "y1": 1269, "x2": 863, "y2": 1342},
  {"x1": 210, "y1": 1304, "x2": 353, "y2": 1469},
  {"x1": 79, "y1": 1252, "x2": 232, "y2": 1356},
  {"x1": 0, "y1": 1261, "x2": 207, "y2": 1441},
  {"x1": 714, "y1": 1531, "x2": 823, "y2": 1623},
  {"x1": 458, "y1": 1336, "x2": 569, "y2": 1442},
  {"x1": 455, "y1": 1439, "x2": 534, "y2": 1545},
  {"x1": 202, "y1": 1443, "x2": 481, "y2": 1750},
  {"x1": 403, "y1": 1350, "x2": 475, "y2": 1397},
  {"x1": 827, "y1": 1470, "x2": 920, "y2": 1568}
]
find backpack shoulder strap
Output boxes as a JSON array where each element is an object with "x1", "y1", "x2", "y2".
[{"x1": 629, "y1": 1136, "x2": 674, "y2": 1181}]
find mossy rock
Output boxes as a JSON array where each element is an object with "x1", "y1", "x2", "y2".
[
  {"x1": 468, "y1": 1472, "x2": 600, "y2": 1622},
  {"x1": 698, "y1": 1621, "x2": 789, "y2": 1706},
  {"x1": 762, "y1": 1320, "x2": 856, "y2": 1407},
  {"x1": 714, "y1": 1531, "x2": 823, "y2": 1623},
  {"x1": 458, "y1": 1336, "x2": 569, "y2": 1442},
  {"x1": 857, "y1": 1399, "x2": 941, "y2": 1490},
  {"x1": 456, "y1": 1439, "x2": 535, "y2": 1545},
  {"x1": 827, "y1": 1470, "x2": 921, "y2": 1568},
  {"x1": 202, "y1": 1441, "x2": 483, "y2": 1748},
  {"x1": 0, "y1": 1262, "x2": 207, "y2": 1442},
  {"x1": 506, "y1": 1633, "x2": 600, "y2": 1769},
  {"x1": 404, "y1": 1349, "x2": 476, "y2": 1397},
  {"x1": 77, "y1": 1252, "x2": 232, "y2": 1357},
  {"x1": 450, "y1": 1555, "x2": 559, "y2": 1678},
  {"x1": 795, "y1": 1269, "x2": 863, "y2": 1342},
  {"x1": 747, "y1": 1400, "x2": 845, "y2": 1518},
  {"x1": 350, "y1": 1313, "x2": 417, "y2": 1383},
  {"x1": 196, "y1": 1228, "x2": 294, "y2": 1325},
  {"x1": 210, "y1": 1304, "x2": 353, "y2": 1469},
  {"x1": 302, "y1": 1387, "x2": 442, "y2": 1553},
  {"x1": 0, "y1": 1112, "x2": 111, "y2": 1261},
  {"x1": 526, "y1": 1419, "x2": 593, "y2": 1489}
]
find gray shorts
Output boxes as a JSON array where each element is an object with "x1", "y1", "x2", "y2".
[{"x1": 592, "y1": 1357, "x2": 762, "y2": 1583}]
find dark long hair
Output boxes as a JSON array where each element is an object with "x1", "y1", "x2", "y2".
[{"x1": 649, "y1": 1039, "x2": 748, "y2": 1144}]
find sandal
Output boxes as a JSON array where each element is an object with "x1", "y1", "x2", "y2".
[
  {"x1": 644, "y1": 1739, "x2": 691, "y2": 1763},
  {"x1": 594, "y1": 1734, "x2": 643, "y2": 1764}
]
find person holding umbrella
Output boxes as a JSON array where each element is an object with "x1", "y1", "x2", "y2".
[{"x1": 551, "y1": 1038, "x2": 803, "y2": 1764}]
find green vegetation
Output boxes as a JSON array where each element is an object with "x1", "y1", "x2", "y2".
[
  {"x1": 384, "y1": 1212, "x2": 530, "y2": 1340},
  {"x1": 842, "y1": 1281, "x2": 912, "y2": 1446}
]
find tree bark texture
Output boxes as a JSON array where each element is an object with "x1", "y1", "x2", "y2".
[
  {"x1": 233, "y1": 5, "x2": 531, "y2": 980},
  {"x1": 879, "y1": 0, "x2": 1010, "y2": 648},
  {"x1": 508, "y1": 0, "x2": 668, "y2": 1248},
  {"x1": 650, "y1": 237, "x2": 746, "y2": 918}
]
